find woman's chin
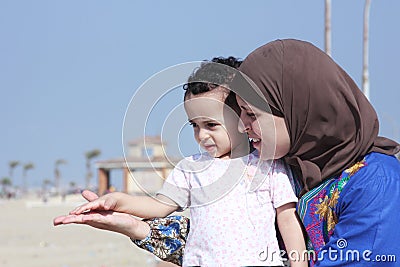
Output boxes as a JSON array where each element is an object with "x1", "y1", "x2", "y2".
[{"x1": 258, "y1": 147, "x2": 277, "y2": 160}]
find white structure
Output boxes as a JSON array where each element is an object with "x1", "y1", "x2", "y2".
[{"x1": 96, "y1": 136, "x2": 179, "y2": 195}]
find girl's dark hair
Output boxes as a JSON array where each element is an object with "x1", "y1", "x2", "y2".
[
  {"x1": 183, "y1": 57, "x2": 242, "y2": 114},
  {"x1": 183, "y1": 56, "x2": 242, "y2": 97}
]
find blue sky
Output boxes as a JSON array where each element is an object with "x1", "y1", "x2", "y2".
[{"x1": 1, "y1": 1, "x2": 399, "y2": 189}]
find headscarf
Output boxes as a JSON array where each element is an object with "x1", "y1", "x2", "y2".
[{"x1": 233, "y1": 39, "x2": 399, "y2": 193}]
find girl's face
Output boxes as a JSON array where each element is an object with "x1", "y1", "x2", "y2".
[
  {"x1": 184, "y1": 88, "x2": 248, "y2": 159},
  {"x1": 236, "y1": 95, "x2": 290, "y2": 160}
]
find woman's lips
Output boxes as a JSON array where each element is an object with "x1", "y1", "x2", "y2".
[
  {"x1": 249, "y1": 137, "x2": 261, "y2": 150},
  {"x1": 249, "y1": 137, "x2": 261, "y2": 143}
]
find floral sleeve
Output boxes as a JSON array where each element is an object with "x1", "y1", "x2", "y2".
[{"x1": 131, "y1": 215, "x2": 190, "y2": 266}]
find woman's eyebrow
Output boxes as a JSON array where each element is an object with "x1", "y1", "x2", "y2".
[{"x1": 239, "y1": 105, "x2": 250, "y2": 110}]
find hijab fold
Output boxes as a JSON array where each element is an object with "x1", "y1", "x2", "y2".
[{"x1": 235, "y1": 39, "x2": 399, "y2": 193}]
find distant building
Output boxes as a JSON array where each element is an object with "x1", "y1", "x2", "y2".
[{"x1": 95, "y1": 136, "x2": 179, "y2": 195}]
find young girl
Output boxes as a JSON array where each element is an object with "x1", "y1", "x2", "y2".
[{"x1": 55, "y1": 58, "x2": 307, "y2": 267}]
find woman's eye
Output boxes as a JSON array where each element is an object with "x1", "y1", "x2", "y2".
[
  {"x1": 247, "y1": 113, "x2": 256, "y2": 118},
  {"x1": 189, "y1": 122, "x2": 197, "y2": 128},
  {"x1": 207, "y1": 123, "x2": 218, "y2": 128}
]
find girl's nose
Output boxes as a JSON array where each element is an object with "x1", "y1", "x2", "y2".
[{"x1": 198, "y1": 128, "x2": 209, "y2": 141}]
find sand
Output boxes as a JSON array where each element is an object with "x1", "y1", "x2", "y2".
[{"x1": 0, "y1": 194, "x2": 178, "y2": 267}]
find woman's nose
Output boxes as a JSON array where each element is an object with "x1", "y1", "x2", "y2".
[{"x1": 238, "y1": 114, "x2": 250, "y2": 133}]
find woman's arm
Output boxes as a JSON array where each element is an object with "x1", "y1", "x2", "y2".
[
  {"x1": 277, "y1": 202, "x2": 308, "y2": 267},
  {"x1": 133, "y1": 215, "x2": 189, "y2": 266}
]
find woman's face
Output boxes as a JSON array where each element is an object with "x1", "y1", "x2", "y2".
[{"x1": 236, "y1": 95, "x2": 290, "y2": 160}]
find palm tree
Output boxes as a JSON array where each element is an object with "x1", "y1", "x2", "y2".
[
  {"x1": 22, "y1": 162, "x2": 34, "y2": 192},
  {"x1": 8, "y1": 160, "x2": 20, "y2": 180},
  {"x1": 324, "y1": 0, "x2": 332, "y2": 56},
  {"x1": 1, "y1": 177, "x2": 12, "y2": 195},
  {"x1": 85, "y1": 149, "x2": 101, "y2": 189},
  {"x1": 54, "y1": 159, "x2": 67, "y2": 194},
  {"x1": 42, "y1": 179, "x2": 52, "y2": 192},
  {"x1": 69, "y1": 181, "x2": 78, "y2": 194},
  {"x1": 362, "y1": 0, "x2": 371, "y2": 100}
]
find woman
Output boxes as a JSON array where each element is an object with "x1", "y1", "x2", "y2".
[
  {"x1": 54, "y1": 39, "x2": 400, "y2": 266},
  {"x1": 230, "y1": 39, "x2": 400, "y2": 266}
]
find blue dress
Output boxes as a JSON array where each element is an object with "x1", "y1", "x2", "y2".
[
  {"x1": 298, "y1": 152, "x2": 400, "y2": 266},
  {"x1": 133, "y1": 152, "x2": 400, "y2": 266}
]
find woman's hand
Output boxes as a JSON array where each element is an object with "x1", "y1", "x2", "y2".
[{"x1": 53, "y1": 190, "x2": 150, "y2": 240}]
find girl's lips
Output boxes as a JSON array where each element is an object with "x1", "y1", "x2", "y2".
[{"x1": 203, "y1": 144, "x2": 216, "y2": 151}]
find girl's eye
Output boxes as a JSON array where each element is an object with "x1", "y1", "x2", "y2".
[
  {"x1": 207, "y1": 123, "x2": 218, "y2": 128},
  {"x1": 247, "y1": 113, "x2": 256, "y2": 118},
  {"x1": 189, "y1": 122, "x2": 197, "y2": 128}
]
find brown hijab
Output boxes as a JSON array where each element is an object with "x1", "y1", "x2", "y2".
[{"x1": 234, "y1": 39, "x2": 399, "y2": 193}]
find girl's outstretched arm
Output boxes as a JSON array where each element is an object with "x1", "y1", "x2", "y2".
[{"x1": 67, "y1": 190, "x2": 178, "y2": 219}]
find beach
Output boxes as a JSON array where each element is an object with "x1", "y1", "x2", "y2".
[{"x1": 0, "y1": 194, "x2": 177, "y2": 267}]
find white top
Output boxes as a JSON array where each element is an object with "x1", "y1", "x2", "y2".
[{"x1": 158, "y1": 151, "x2": 298, "y2": 267}]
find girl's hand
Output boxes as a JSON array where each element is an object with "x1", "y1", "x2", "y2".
[{"x1": 68, "y1": 190, "x2": 121, "y2": 215}]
